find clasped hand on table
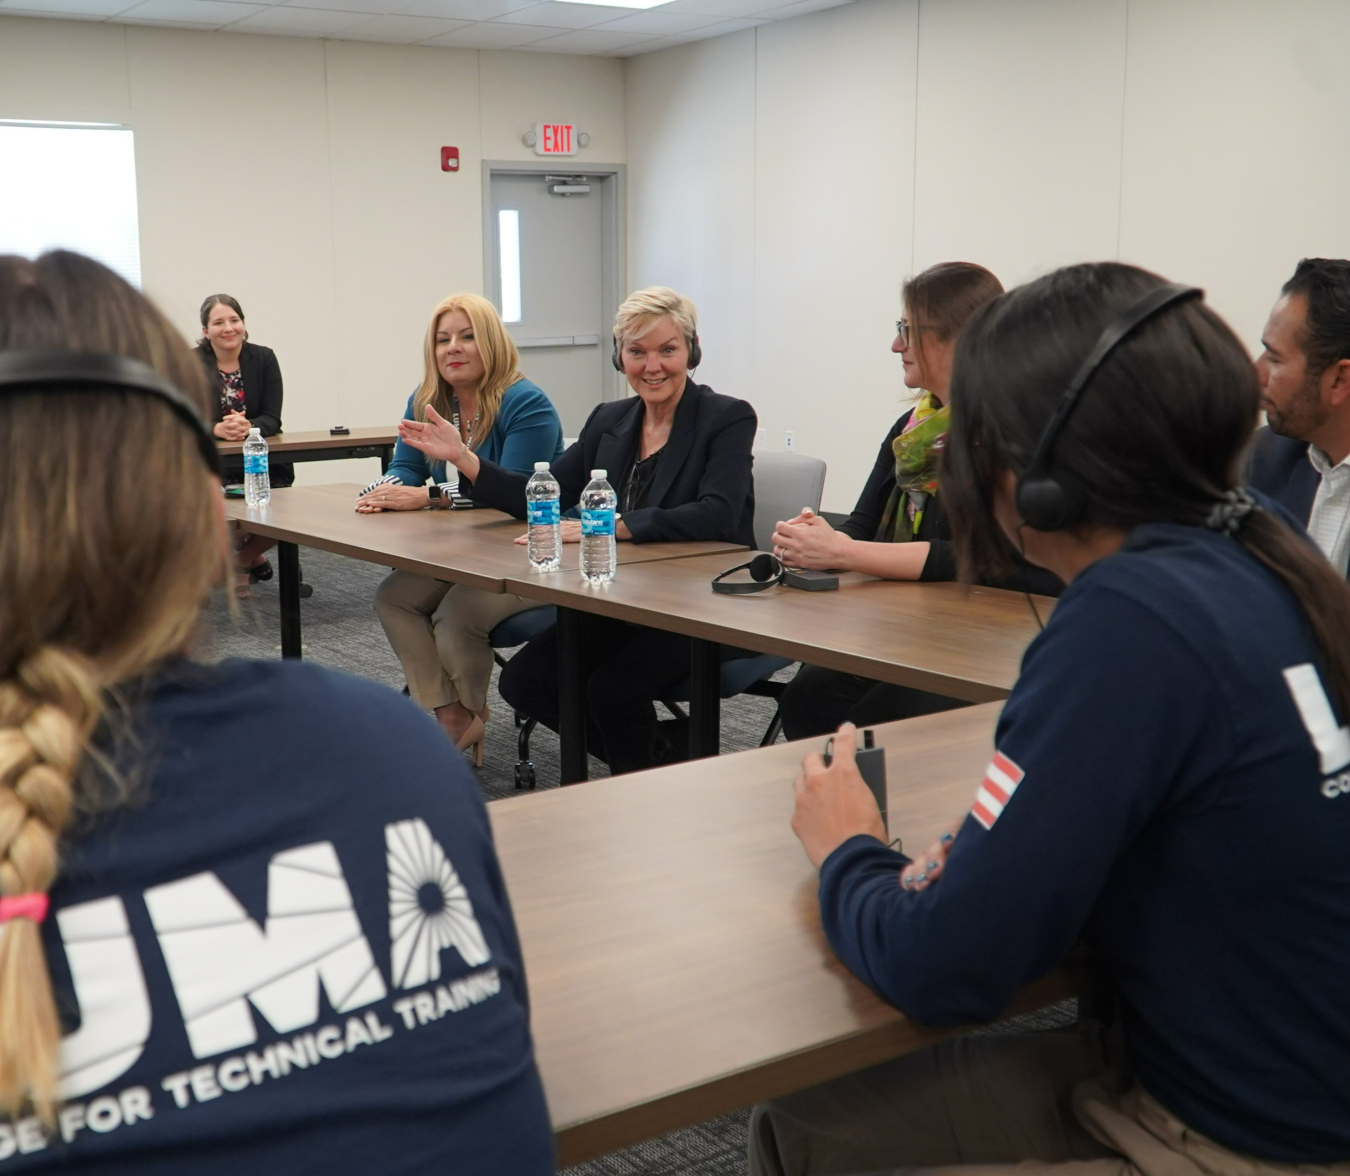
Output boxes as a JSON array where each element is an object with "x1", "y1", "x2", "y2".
[
  {"x1": 213, "y1": 410, "x2": 252, "y2": 443},
  {"x1": 772, "y1": 507, "x2": 850, "y2": 570},
  {"x1": 792, "y1": 722, "x2": 962, "y2": 891}
]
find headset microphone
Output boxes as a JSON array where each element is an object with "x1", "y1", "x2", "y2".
[
  {"x1": 711, "y1": 553, "x2": 785, "y2": 595},
  {"x1": 0, "y1": 350, "x2": 221, "y2": 475},
  {"x1": 1014, "y1": 282, "x2": 1203, "y2": 531}
]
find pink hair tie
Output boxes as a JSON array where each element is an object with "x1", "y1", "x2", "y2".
[{"x1": 0, "y1": 894, "x2": 49, "y2": 925}]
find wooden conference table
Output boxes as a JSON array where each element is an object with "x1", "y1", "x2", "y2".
[
  {"x1": 223, "y1": 483, "x2": 743, "y2": 660},
  {"x1": 491, "y1": 703, "x2": 1086, "y2": 1164},
  {"x1": 225, "y1": 484, "x2": 1051, "y2": 782},
  {"x1": 217, "y1": 426, "x2": 399, "y2": 473},
  {"x1": 503, "y1": 553, "x2": 1051, "y2": 779}
]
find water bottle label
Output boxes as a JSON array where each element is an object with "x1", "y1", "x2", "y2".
[
  {"x1": 528, "y1": 500, "x2": 560, "y2": 526},
  {"x1": 244, "y1": 453, "x2": 269, "y2": 475},
  {"x1": 580, "y1": 508, "x2": 615, "y2": 537}
]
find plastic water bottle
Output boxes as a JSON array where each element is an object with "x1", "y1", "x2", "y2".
[
  {"x1": 243, "y1": 428, "x2": 271, "y2": 507},
  {"x1": 579, "y1": 469, "x2": 617, "y2": 584},
  {"x1": 525, "y1": 462, "x2": 562, "y2": 572}
]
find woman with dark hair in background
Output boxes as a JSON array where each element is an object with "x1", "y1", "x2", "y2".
[
  {"x1": 756, "y1": 262, "x2": 1350, "y2": 1174},
  {"x1": 196, "y1": 293, "x2": 292, "y2": 596},
  {"x1": 0, "y1": 251, "x2": 552, "y2": 1172},
  {"x1": 773, "y1": 262, "x2": 1063, "y2": 740}
]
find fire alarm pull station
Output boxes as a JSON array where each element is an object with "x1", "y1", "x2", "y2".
[{"x1": 441, "y1": 146, "x2": 459, "y2": 172}]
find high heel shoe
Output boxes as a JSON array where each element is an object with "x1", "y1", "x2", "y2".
[{"x1": 455, "y1": 706, "x2": 489, "y2": 768}]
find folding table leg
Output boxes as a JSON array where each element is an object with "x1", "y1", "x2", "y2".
[
  {"x1": 688, "y1": 639, "x2": 721, "y2": 759},
  {"x1": 278, "y1": 541, "x2": 302, "y2": 660},
  {"x1": 558, "y1": 607, "x2": 588, "y2": 784}
]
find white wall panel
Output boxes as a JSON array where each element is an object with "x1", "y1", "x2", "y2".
[
  {"x1": 625, "y1": 30, "x2": 757, "y2": 400},
  {"x1": 1119, "y1": 0, "x2": 1350, "y2": 353},
  {"x1": 912, "y1": 0, "x2": 1126, "y2": 288},
  {"x1": 753, "y1": 0, "x2": 917, "y2": 512},
  {"x1": 323, "y1": 41, "x2": 483, "y2": 435}
]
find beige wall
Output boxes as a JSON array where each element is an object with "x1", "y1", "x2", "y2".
[
  {"x1": 625, "y1": 0, "x2": 1350, "y2": 513},
  {"x1": 0, "y1": 16, "x2": 624, "y2": 483}
]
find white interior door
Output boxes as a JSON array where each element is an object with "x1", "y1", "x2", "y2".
[{"x1": 488, "y1": 171, "x2": 618, "y2": 435}]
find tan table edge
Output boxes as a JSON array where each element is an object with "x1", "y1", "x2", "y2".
[
  {"x1": 501, "y1": 570, "x2": 1021, "y2": 704},
  {"x1": 223, "y1": 494, "x2": 509, "y2": 592},
  {"x1": 552, "y1": 963, "x2": 1085, "y2": 1165},
  {"x1": 217, "y1": 427, "x2": 398, "y2": 455}
]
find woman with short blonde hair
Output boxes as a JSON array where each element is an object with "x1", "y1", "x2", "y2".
[
  {"x1": 0, "y1": 252, "x2": 551, "y2": 1170},
  {"x1": 362, "y1": 292, "x2": 563, "y2": 762}
]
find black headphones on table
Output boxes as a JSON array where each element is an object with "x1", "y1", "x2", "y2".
[
  {"x1": 1014, "y1": 283, "x2": 1203, "y2": 531},
  {"x1": 711, "y1": 552, "x2": 785, "y2": 595},
  {"x1": 0, "y1": 350, "x2": 221, "y2": 475},
  {"x1": 613, "y1": 331, "x2": 703, "y2": 372}
]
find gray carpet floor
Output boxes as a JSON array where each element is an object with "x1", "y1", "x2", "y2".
[{"x1": 198, "y1": 547, "x2": 1075, "y2": 1175}]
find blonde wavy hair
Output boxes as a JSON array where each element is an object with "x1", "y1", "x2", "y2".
[
  {"x1": 613, "y1": 286, "x2": 698, "y2": 354},
  {"x1": 412, "y1": 293, "x2": 522, "y2": 448},
  {"x1": 0, "y1": 251, "x2": 225, "y2": 1123}
]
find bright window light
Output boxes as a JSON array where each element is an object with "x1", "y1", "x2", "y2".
[
  {"x1": 555, "y1": 0, "x2": 677, "y2": 7},
  {"x1": 0, "y1": 122, "x2": 142, "y2": 288},
  {"x1": 498, "y1": 209, "x2": 522, "y2": 325}
]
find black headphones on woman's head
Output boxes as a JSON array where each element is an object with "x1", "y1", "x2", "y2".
[
  {"x1": 612, "y1": 331, "x2": 703, "y2": 373},
  {"x1": 0, "y1": 350, "x2": 221, "y2": 474},
  {"x1": 1014, "y1": 283, "x2": 1203, "y2": 531}
]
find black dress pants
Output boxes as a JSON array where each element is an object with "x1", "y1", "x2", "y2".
[
  {"x1": 779, "y1": 663, "x2": 970, "y2": 742},
  {"x1": 498, "y1": 614, "x2": 746, "y2": 776}
]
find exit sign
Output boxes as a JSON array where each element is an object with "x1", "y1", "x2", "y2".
[{"x1": 533, "y1": 123, "x2": 576, "y2": 156}]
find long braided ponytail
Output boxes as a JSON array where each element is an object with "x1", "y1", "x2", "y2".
[{"x1": 0, "y1": 251, "x2": 224, "y2": 1121}]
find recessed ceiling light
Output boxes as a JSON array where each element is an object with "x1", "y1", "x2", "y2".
[{"x1": 554, "y1": 0, "x2": 678, "y2": 8}]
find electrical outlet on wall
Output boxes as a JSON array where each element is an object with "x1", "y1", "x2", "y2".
[
  {"x1": 755, "y1": 428, "x2": 768, "y2": 451},
  {"x1": 784, "y1": 431, "x2": 795, "y2": 451}
]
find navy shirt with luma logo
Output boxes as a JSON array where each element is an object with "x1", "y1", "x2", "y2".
[
  {"x1": 819, "y1": 522, "x2": 1350, "y2": 1163},
  {"x1": 4, "y1": 659, "x2": 552, "y2": 1174}
]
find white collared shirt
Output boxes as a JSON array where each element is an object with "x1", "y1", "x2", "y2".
[{"x1": 1306, "y1": 445, "x2": 1350, "y2": 574}]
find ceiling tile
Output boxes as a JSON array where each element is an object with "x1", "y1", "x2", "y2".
[
  {"x1": 116, "y1": 0, "x2": 264, "y2": 25},
  {"x1": 603, "y1": 14, "x2": 758, "y2": 51},
  {"x1": 330, "y1": 10, "x2": 468, "y2": 36},
  {"x1": 417, "y1": 18, "x2": 561, "y2": 44},
  {"x1": 392, "y1": 0, "x2": 535, "y2": 15},
  {"x1": 229, "y1": 3, "x2": 368, "y2": 31},
  {"x1": 491, "y1": 1, "x2": 618, "y2": 29},
  {"x1": 0, "y1": 0, "x2": 137, "y2": 15},
  {"x1": 589, "y1": 7, "x2": 723, "y2": 33},
  {"x1": 277, "y1": 0, "x2": 406, "y2": 16},
  {"x1": 751, "y1": 0, "x2": 849, "y2": 18},
  {"x1": 659, "y1": 0, "x2": 810, "y2": 16},
  {"x1": 519, "y1": 25, "x2": 652, "y2": 51}
]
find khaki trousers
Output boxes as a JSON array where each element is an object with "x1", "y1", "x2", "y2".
[
  {"x1": 748, "y1": 1024, "x2": 1350, "y2": 1176},
  {"x1": 373, "y1": 569, "x2": 539, "y2": 714}
]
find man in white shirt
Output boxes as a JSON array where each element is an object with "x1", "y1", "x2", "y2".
[{"x1": 1249, "y1": 258, "x2": 1350, "y2": 573}]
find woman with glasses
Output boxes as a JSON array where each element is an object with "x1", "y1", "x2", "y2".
[{"x1": 772, "y1": 262, "x2": 1063, "y2": 741}]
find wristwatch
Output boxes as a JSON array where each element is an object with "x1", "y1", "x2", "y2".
[{"x1": 427, "y1": 484, "x2": 444, "y2": 509}]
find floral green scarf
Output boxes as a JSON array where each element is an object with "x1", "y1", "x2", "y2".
[{"x1": 876, "y1": 391, "x2": 949, "y2": 542}]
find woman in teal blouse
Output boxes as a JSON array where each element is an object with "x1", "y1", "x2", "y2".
[{"x1": 360, "y1": 293, "x2": 563, "y2": 763}]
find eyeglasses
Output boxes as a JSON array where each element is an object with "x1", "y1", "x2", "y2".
[{"x1": 895, "y1": 319, "x2": 933, "y2": 348}]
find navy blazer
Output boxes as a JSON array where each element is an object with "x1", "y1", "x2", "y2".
[
  {"x1": 198, "y1": 340, "x2": 293, "y2": 486},
  {"x1": 468, "y1": 379, "x2": 757, "y2": 547},
  {"x1": 1248, "y1": 426, "x2": 1319, "y2": 524}
]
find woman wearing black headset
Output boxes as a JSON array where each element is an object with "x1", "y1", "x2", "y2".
[
  {"x1": 752, "y1": 263, "x2": 1350, "y2": 1173},
  {"x1": 399, "y1": 286, "x2": 757, "y2": 775}
]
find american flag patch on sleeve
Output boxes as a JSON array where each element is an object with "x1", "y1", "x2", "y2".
[{"x1": 971, "y1": 751, "x2": 1024, "y2": 831}]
